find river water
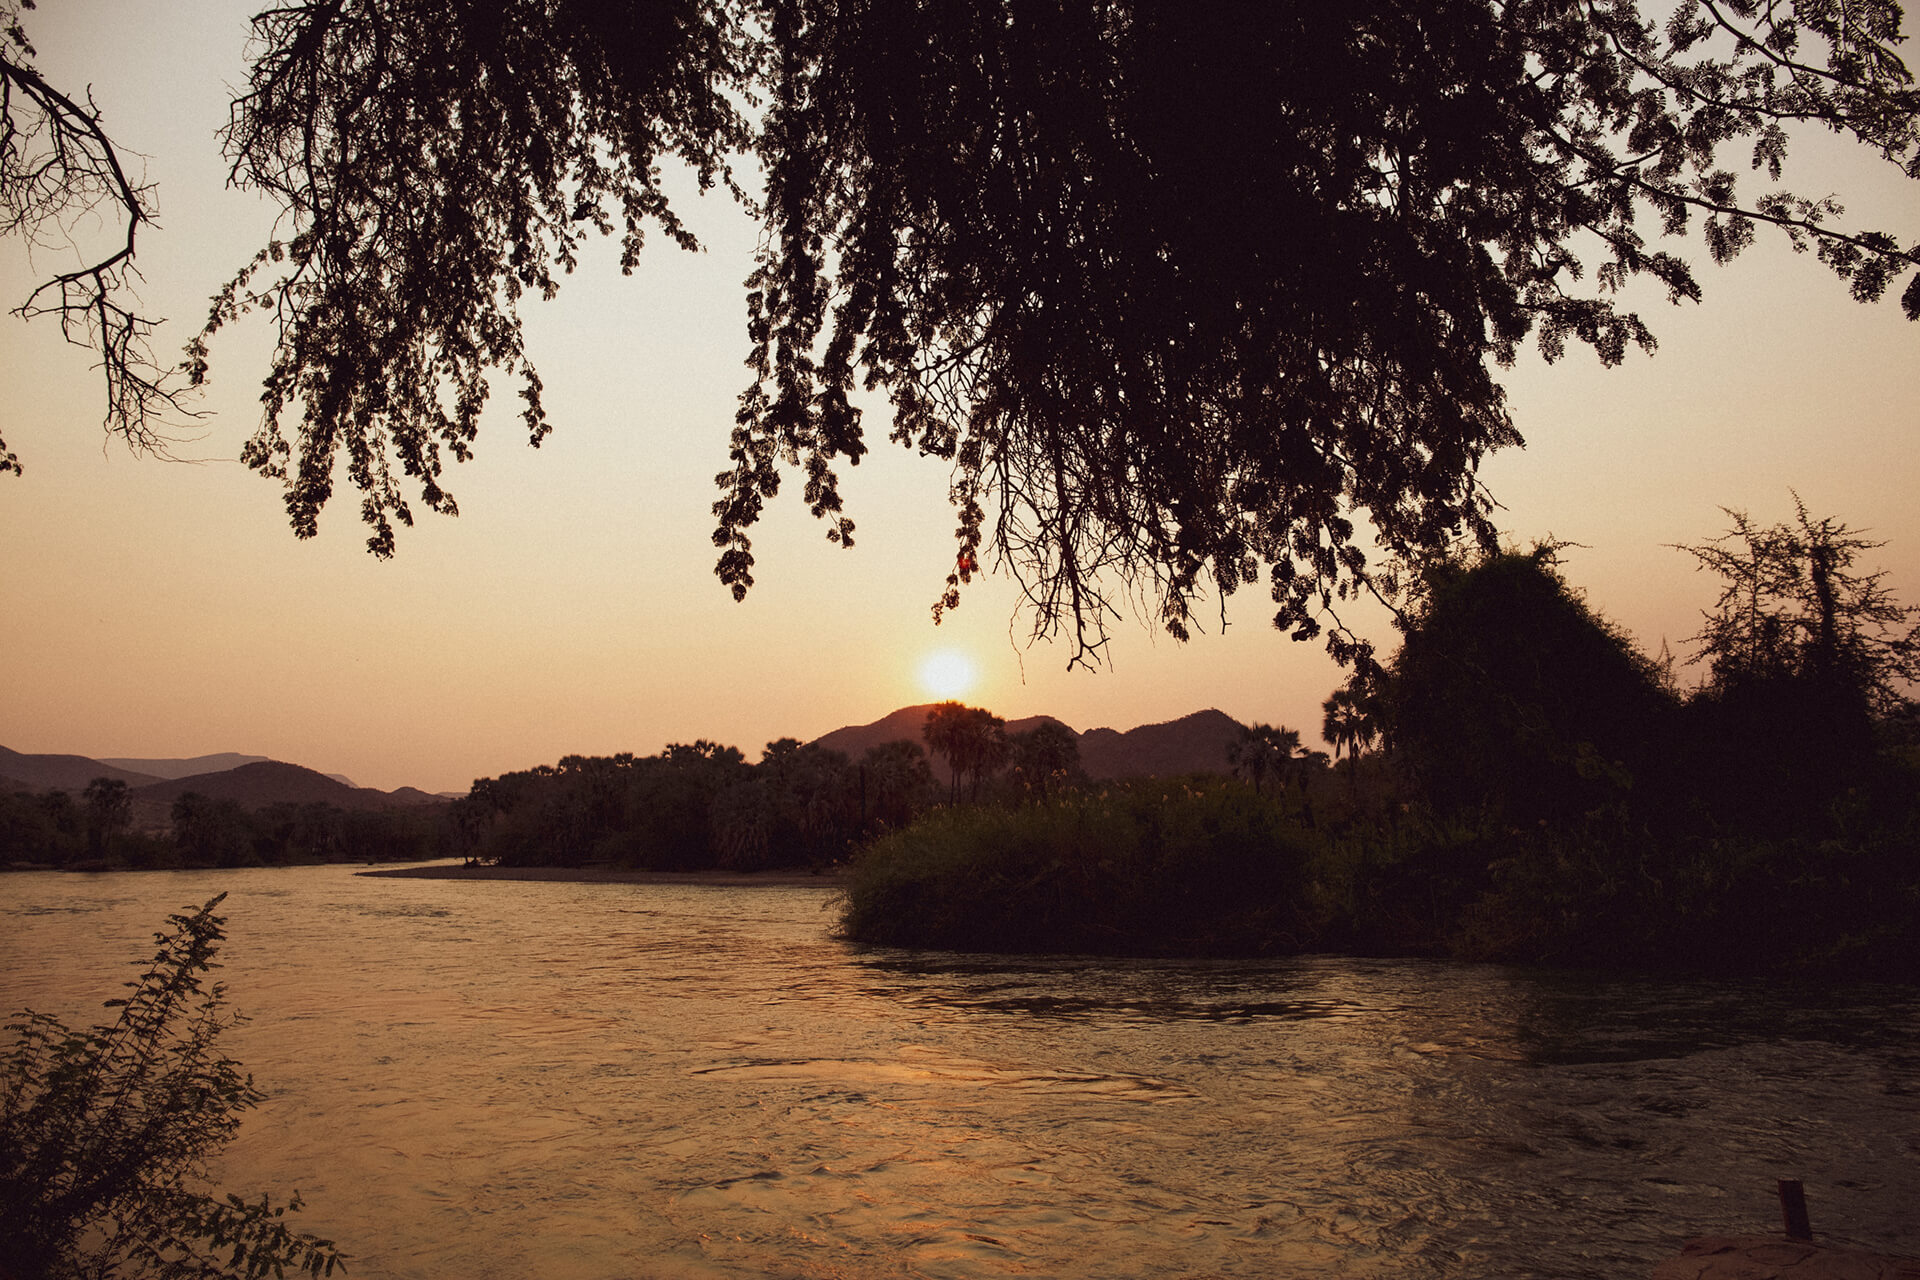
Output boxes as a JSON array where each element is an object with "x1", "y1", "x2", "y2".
[{"x1": 1, "y1": 865, "x2": 1914, "y2": 1279}]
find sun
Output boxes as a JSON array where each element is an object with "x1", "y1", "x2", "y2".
[{"x1": 917, "y1": 649, "x2": 977, "y2": 701}]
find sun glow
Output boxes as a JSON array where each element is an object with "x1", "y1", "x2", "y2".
[{"x1": 917, "y1": 649, "x2": 977, "y2": 701}]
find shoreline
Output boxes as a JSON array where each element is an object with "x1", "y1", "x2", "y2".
[{"x1": 356, "y1": 862, "x2": 847, "y2": 888}]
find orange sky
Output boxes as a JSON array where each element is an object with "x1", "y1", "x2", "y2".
[{"x1": 3, "y1": 1, "x2": 1917, "y2": 793}]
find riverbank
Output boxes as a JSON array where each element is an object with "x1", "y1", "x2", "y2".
[{"x1": 356, "y1": 861, "x2": 848, "y2": 888}]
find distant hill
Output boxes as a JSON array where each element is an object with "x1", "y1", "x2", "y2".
[
  {"x1": 809, "y1": 704, "x2": 1070, "y2": 761},
  {"x1": 1, "y1": 745, "x2": 442, "y2": 825},
  {"x1": 99, "y1": 752, "x2": 360, "y2": 788},
  {"x1": 0, "y1": 747, "x2": 163, "y2": 791},
  {"x1": 97, "y1": 752, "x2": 271, "y2": 780},
  {"x1": 808, "y1": 703, "x2": 946, "y2": 760},
  {"x1": 130, "y1": 761, "x2": 441, "y2": 813},
  {"x1": 1075, "y1": 709, "x2": 1246, "y2": 779},
  {"x1": 808, "y1": 705, "x2": 1246, "y2": 780}
]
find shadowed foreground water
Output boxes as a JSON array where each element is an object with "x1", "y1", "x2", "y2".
[{"x1": 1, "y1": 865, "x2": 1914, "y2": 1279}]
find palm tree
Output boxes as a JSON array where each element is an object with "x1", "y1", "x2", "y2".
[
  {"x1": 922, "y1": 702, "x2": 1008, "y2": 803},
  {"x1": 1320, "y1": 685, "x2": 1380, "y2": 765},
  {"x1": 1228, "y1": 723, "x2": 1301, "y2": 795},
  {"x1": 82, "y1": 776, "x2": 132, "y2": 856}
]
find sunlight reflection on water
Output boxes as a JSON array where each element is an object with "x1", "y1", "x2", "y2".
[{"x1": 1, "y1": 865, "x2": 1915, "y2": 1279}]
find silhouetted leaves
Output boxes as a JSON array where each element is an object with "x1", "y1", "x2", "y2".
[
  {"x1": 723, "y1": 0, "x2": 1920, "y2": 661},
  {"x1": 198, "y1": 0, "x2": 758, "y2": 555},
  {"x1": 9, "y1": 3, "x2": 1916, "y2": 661}
]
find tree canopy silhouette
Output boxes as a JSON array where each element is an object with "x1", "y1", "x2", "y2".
[
  {"x1": 922, "y1": 701, "x2": 1008, "y2": 802},
  {"x1": 7, "y1": 0, "x2": 1919, "y2": 662},
  {"x1": 1384, "y1": 544, "x2": 1675, "y2": 822},
  {"x1": 0, "y1": 0, "x2": 200, "y2": 475}
]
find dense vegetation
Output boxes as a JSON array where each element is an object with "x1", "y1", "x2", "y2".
[
  {"x1": 0, "y1": 786, "x2": 448, "y2": 870},
  {"x1": 454, "y1": 736, "x2": 940, "y2": 871},
  {"x1": 444, "y1": 707, "x2": 1101, "y2": 871},
  {"x1": 842, "y1": 509, "x2": 1920, "y2": 980}
]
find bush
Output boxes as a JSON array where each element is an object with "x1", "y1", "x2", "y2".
[
  {"x1": 841, "y1": 781, "x2": 1312, "y2": 954},
  {"x1": 1388, "y1": 546, "x2": 1675, "y2": 825},
  {"x1": 0, "y1": 896, "x2": 345, "y2": 1279}
]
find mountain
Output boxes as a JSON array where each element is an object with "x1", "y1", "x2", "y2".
[
  {"x1": 96, "y1": 752, "x2": 271, "y2": 780},
  {"x1": 0, "y1": 747, "x2": 163, "y2": 791},
  {"x1": 2, "y1": 745, "x2": 442, "y2": 821},
  {"x1": 129, "y1": 762, "x2": 440, "y2": 813},
  {"x1": 808, "y1": 706, "x2": 1246, "y2": 780},
  {"x1": 98, "y1": 752, "x2": 360, "y2": 788},
  {"x1": 809, "y1": 704, "x2": 1070, "y2": 761},
  {"x1": 1074, "y1": 709, "x2": 1246, "y2": 780},
  {"x1": 808, "y1": 704, "x2": 947, "y2": 761}
]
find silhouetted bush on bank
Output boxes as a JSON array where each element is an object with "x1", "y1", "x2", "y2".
[
  {"x1": 842, "y1": 780, "x2": 1313, "y2": 955},
  {"x1": 1305, "y1": 802, "x2": 1920, "y2": 979},
  {"x1": 0, "y1": 896, "x2": 345, "y2": 1278},
  {"x1": 842, "y1": 780, "x2": 1920, "y2": 979}
]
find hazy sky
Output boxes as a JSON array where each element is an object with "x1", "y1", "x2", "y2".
[{"x1": 4, "y1": 1, "x2": 1917, "y2": 793}]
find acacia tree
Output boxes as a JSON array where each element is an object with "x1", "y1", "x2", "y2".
[
  {"x1": 6, "y1": 1, "x2": 1919, "y2": 663},
  {"x1": 1677, "y1": 497, "x2": 1920, "y2": 714},
  {"x1": 0, "y1": 0, "x2": 198, "y2": 476}
]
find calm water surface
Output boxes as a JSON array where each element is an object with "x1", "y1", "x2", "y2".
[{"x1": 1, "y1": 865, "x2": 1914, "y2": 1278}]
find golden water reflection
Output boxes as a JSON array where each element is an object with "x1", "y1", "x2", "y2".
[{"x1": 0, "y1": 866, "x2": 1914, "y2": 1279}]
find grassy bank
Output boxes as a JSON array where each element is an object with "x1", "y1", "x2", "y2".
[
  {"x1": 840, "y1": 776, "x2": 1920, "y2": 980},
  {"x1": 843, "y1": 780, "x2": 1313, "y2": 955}
]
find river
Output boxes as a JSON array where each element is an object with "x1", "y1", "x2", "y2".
[{"x1": 1, "y1": 865, "x2": 1914, "y2": 1278}]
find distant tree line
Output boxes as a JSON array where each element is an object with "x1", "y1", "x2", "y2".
[
  {"x1": 0, "y1": 783, "x2": 446, "y2": 870},
  {"x1": 453, "y1": 714, "x2": 1090, "y2": 872}
]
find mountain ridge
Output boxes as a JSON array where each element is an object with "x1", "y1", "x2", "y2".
[
  {"x1": 0, "y1": 746, "x2": 440, "y2": 814},
  {"x1": 94, "y1": 752, "x2": 363, "y2": 789},
  {"x1": 808, "y1": 705, "x2": 1247, "y2": 780},
  {"x1": 0, "y1": 746, "x2": 165, "y2": 791}
]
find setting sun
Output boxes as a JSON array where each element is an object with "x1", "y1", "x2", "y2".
[{"x1": 917, "y1": 649, "x2": 977, "y2": 701}]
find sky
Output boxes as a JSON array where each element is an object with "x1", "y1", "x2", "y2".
[{"x1": 3, "y1": 1, "x2": 1917, "y2": 794}]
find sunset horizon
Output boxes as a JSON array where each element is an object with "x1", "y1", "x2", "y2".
[
  {"x1": 3, "y1": 4, "x2": 1916, "y2": 798},
  {"x1": 5, "y1": 4, "x2": 1919, "y2": 1278}
]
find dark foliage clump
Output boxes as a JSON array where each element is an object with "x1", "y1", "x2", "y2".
[
  {"x1": 842, "y1": 780, "x2": 1313, "y2": 955},
  {"x1": 1384, "y1": 545, "x2": 1676, "y2": 826},
  {"x1": 0, "y1": 786, "x2": 450, "y2": 870},
  {"x1": 460, "y1": 736, "x2": 940, "y2": 872}
]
